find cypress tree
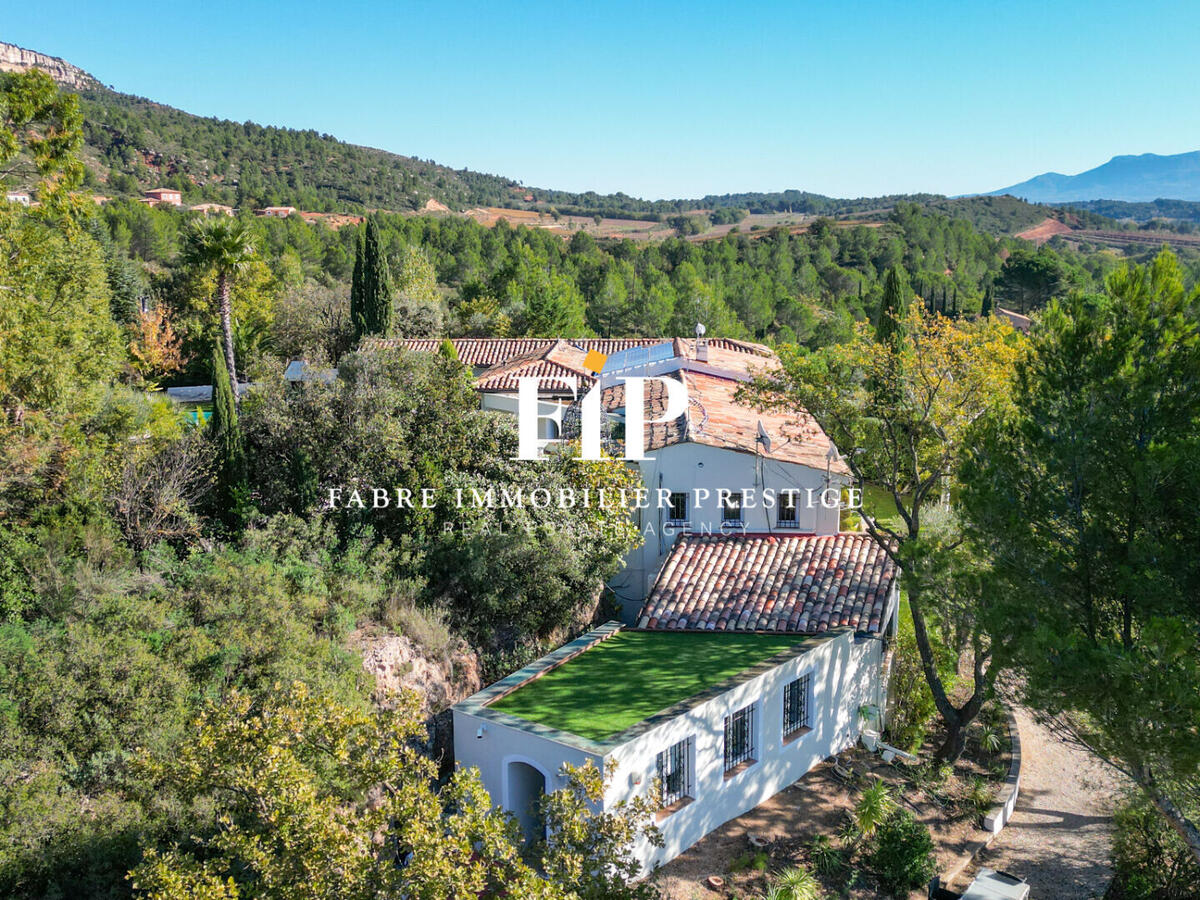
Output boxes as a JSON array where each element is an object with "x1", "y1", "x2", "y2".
[
  {"x1": 361, "y1": 219, "x2": 393, "y2": 337},
  {"x1": 209, "y1": 343, "x2": 246, "y2": 525},
  {"x1": 875, "y1": 266, "x2": 911, "y2": 347},
  {"x1": 350, "y1": 229, "x2": 366, "y2": 340},
  {"x1": 981, "y1": 283, "x2": 994, "y2": 317}
]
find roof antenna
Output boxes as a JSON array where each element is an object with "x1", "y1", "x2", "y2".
[{"x1": 695, "y1": 321, "x2": 708, "y2": 363}]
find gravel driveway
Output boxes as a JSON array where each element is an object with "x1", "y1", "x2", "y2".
[{"x1": 962, "y1": 707, "x2": 1127, "y2": 899}]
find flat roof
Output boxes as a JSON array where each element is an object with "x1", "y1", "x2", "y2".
[{"x1": 487, "y1": 629, "x2": 805, "y2": 741}]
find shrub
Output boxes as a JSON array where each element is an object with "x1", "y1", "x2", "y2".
[
  {"x1": 806, "y1": 834, "x2": 843, "y2": 876},
  {"x1": 853, "y1": 780, "x2": 896, "y2": 837},
  {"x1": 977, "y1": 723, "x2": 1003, "y2": 755},
  {"x1": 384, "y1": 593, "x2": 453, "y2": 658},
  {"x1": 728, "y1": 850, "x2": 768, "y2": 873},
  {"x1": 964, "y1": 776, "x2": 995, "y2": 819},
  {"x1": 885, "y1": 604, "x2": 939, "y2": 753},
  {"x1": 1110, "y1": 790, "x2": 1200, "y2": 899},
  {"x1": 766, "y1": 865, "x2": 822, "y2": 900},
  {"x1": 869, "y1": 810, "x2": 936, "y2": 897}
]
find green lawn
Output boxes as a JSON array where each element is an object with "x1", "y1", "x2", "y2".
[
  {"x1": 842, "y1": 483, "x2": 909, "y2": 532},
  {"x1": 489, "y1": 631, "x2": 805, "y2": 741}
]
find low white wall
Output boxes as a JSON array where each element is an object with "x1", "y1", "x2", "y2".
[
  {"x1": 452, "y1": 708, "x2": 601, "y2": 810},
  {"x1": 605, "y1": 629, "x2": 883, "y2": 873}
]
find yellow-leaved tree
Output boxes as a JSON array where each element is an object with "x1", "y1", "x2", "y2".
[{"x1": 743, "y1": 300, "x2": 1023, "y2": 760}]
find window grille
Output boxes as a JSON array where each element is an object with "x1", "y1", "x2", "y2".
[
  {"x1": 667, "y1": 492, "x2": 689, "y2": 526},
  {"x1": 724, "y1": 704, "x2": 755, "y2": 771},
  {"x1": 783, "y1": 674, "x2": 811, "y2": 737},
  {"x1": 721, "y1": 492, "x2": 743, "y2": 524},
  {"x1": 656, "y1": 737, "x2": 691, "y2": 806},
  {"x1": 777, "y1": 492, "x2": 799, "y2": 528}
]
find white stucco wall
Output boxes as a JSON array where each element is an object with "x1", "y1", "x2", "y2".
[
  {"x1": 610, "y1": 440, "x2": 846, "y2": 613},
  {"x1": 607, "y1": 629, "x2": 883, "y2": 872},
  {"x1": 452, "y1": 627, "x2": 887, "y2": 876}
]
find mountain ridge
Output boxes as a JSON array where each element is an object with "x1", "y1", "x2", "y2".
[{"x1": 986, "y1": 150, "x2": 1200, "y2": 203}]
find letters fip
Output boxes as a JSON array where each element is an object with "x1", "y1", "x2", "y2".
[{"x1": 515, "y1": 375, "x2": 688, "y2": 461}]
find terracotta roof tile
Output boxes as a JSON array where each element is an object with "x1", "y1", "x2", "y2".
[
  {"x1": 364, "y1": 336, "x2": 845, "y2": 474},
  {"x1": 359, "y1": 337, "x2": 773, "y2": 368},
  {"x1": 638, "y1": 532, "x2": 897, "y2": 635}
]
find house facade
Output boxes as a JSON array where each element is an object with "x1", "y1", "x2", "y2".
[
  {"x1": 365, "y1": 335, "x2": 896, "y2": 871},
  {"x1": 142, "y1": 188, "x2": 182, "y2": 206},
  {"x1": 368, "y1": 336, "x2": 851, "y2": 613},
  {"x1": 454, "y1": 547, "x2": 898, "y2": 874}
]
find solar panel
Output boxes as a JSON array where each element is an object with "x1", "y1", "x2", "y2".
[{"x1": 602, "y1": 341, "x2": 674, "y2": 374}]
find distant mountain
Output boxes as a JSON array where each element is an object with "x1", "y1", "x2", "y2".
[{"x1": 987, "y1": 151, "x2": 1200, "y2": 203}]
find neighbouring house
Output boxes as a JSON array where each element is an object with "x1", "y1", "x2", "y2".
[
  {"x1": 142, "y1": 188, "x2": 183, "y2": 206},
  {"x1": 191, "y1": 202, "x2": 234, "y2": 216},
  {"x1": 257, "y1": 206, "x2": 297, "y2": 218},
  {"x1": 369, "y1": 336, "x2": 851, "y2": 610},
  {"x1": 283, "y1": 359, "x2": 337, "y2": 385},
  {"x1": 5, "y1": 191, "x2": 30, "y2": 206},
  {"x1": 163, "y1": 382, "x2": 254, "y2": 425},
  {"x1": 453, "y1": 531, "x2": 898, "y2": 872},
  {"x1": 995, "y1": 307, "x2": 1031, "y2": 333}
]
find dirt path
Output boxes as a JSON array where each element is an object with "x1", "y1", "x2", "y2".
[{"x1": 962, "y1": 707, "x2": 1127, "y2": 900}]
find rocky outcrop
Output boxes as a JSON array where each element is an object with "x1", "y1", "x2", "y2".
[
  {"x1": 350, "y1": 627, "x2": 482, "y2": 775},
  {"x1": 0, "y1": 43, "x2": 100, "y2": 91}
]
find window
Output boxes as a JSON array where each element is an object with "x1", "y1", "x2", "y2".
[
  {"x1": 655, "y1": 737, "x2": 692, "y2": 807},
  {"x1": 777, "y1": 491, "x2": 798, "y2": 528},
  {"x1": 721, "y1": 492, "x2": 743, "y2": 524},
  {"x1": 783, "y1": 674, "x2": 811, "y2": 738},
  {"x1": 724, "y1": 703, "x2": 756, "y2": 772},
  {"x1": 666, "y1": 492, "x2": 689, "y2": 526}
]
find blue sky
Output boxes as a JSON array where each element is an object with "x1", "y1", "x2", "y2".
[{"x1": 5, "y1": 1, "x2": 1198, "y2": 199}]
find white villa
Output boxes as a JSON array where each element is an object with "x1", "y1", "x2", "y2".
[{"x1": 358, "y1": 335, "x2": 900, "y2": 871}]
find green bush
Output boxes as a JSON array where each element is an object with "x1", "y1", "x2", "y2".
[
  {"x1": 766, "y1": 865, "x2": 822, "y2": 900},
  {"x1": 869, "y1": 809, "x2": 936, "y2": 897},
  {"x1": 885, "y1": 601, "x2": 940, "y2": 753},
  {"x1": 1110, "y1": 790, "x2": 1200, "y2": 899},
  {"x1": 853, "y1": 780, "x2": 896, "y2": 837}
]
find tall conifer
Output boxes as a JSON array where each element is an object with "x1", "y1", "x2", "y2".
[
  {"x1": 350, "y1": 229, "x2": 366, "y2": 340},
  {"x1": 362, "y1": 219, "x2": 393, "y2": 337},
  {"x1": 875, "y1": 266, "x2": 911, "y2": 347}
]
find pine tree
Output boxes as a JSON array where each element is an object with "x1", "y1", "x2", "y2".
[
  {"x1": 875, "y1": 266, "x2": 911, "y2": 347},
  {"x1": 361, "y1": 219, "x2": 393, "y2": 337},
  {"x1": 209, "y1": 343, "x2": 246, "y2": 525},
  {"x1": 349, "y1": 229, "x2": 366, "y2": 340}
]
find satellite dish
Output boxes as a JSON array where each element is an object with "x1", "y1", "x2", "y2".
[{"x1": 756, "y1": 420, "x2": 772, "y2": 455}]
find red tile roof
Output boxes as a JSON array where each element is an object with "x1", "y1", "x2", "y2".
[
  {"x1": 363, "y1": 336, "x2": 843, "y2": 474},
  {"x1": 638, "y1": 532, "x2": 897, "y2": 635},
  {"x1": 359, "y1": 337, "x2": 773, "y2": 368}
]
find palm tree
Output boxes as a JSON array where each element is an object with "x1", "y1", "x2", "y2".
[{"x1": 181, "y1": 218, "x2": 257, "y2": 390}]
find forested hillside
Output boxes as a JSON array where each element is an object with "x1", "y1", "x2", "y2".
[{"x1": 4, "y1": 63, "x2": 1200, "y2": 900}]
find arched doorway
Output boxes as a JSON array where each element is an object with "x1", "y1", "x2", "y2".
[{"x1": 506, "y1": 759, "x2": 547, "y2": 846}]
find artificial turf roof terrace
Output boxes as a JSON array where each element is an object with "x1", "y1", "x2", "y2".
[{"x1": 487, "y1": 630, "x2": 806, "y2": 742}]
